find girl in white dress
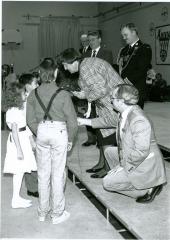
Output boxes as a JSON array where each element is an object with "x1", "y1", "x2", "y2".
[{"x1": 3, "y1": 82, "x2": 37, "y2": 208}]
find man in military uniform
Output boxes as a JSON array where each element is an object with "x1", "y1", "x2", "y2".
[{"x1": 117, "y1": 23, "x2": 152, "y2": 108}]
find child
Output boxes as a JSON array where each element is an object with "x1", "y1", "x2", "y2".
[
  {"x1": 19, "y1": 73, "x2": 39, "y2": 198},
  {"x1": 3, "y1": 82, "x2": 37, "y2": 208},
  {"x1": 26, "y1": 58, "x2": 78, "y2": 224}
]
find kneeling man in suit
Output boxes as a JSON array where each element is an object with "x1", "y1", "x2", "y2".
[{"x1": 103, "y1": 84, "x2": 166, "y2": 203}]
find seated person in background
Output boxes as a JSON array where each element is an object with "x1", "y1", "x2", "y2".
[
  {"x1": 103, "y1": 84, "x2": 166, "y2": 203},
  {"x1": 19, "y1": 73, "x2": 39, "y2": 198},
  {"x1": 146, "y1": 68, "x2": 156, "y2": 101},
  {"x1": 150, "y1": 73, "x2": 167, "y2": 102},
  {"x1": 26, "y1": 59, "x2": 78, "y2": 224}
]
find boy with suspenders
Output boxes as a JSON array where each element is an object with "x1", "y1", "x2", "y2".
[{"x1": 26, "y1": 60, "x2": 78, "y2": 224}]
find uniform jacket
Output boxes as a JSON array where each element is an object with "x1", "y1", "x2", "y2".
[
  {"x1": 83, "y1": 46, "x2": 113, "y2": 66},
  {"x1": 117, "y1": 105, "x2": 166, "y2": 189},
  {"x1": 117, "y1": 40, "x2": 152, "y2": 98},
  {"x1": 79, "y1": 57, "x2": 124, "y2": 138}
]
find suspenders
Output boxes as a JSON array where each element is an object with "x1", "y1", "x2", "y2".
[{"x1": 35, "y1": 88, "x2": 62, "y2": 121}]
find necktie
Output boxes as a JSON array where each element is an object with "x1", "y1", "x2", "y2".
[
  {"x1": 83, "y1": 47, "x2": 86, "y2": 53},
  {"x1": 91, "y1": 50, "x2": 96, "y2": 57}
]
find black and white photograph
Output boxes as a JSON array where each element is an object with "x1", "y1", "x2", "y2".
[{"x1": 1, "y1": 1, "x2": 170, "y2": 239}]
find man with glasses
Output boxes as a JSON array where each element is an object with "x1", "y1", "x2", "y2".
[
  {"x1": 102, "y1": 84, "x2": 166, "y2": 203},
  {"x1": 84, "y1": 30, "x2": 113, "y2": 66}
]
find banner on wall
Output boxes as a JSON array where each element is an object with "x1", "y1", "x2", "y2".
[{"x1": 155, "y1": 24, "x2": 170, "y2": 65}]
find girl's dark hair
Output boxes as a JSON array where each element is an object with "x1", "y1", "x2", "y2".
[
  {"x1": 19, "y1": 73, "x2": 34, "y2": 86},
  {"x1": 2, "y1": 82, "x2": 25, "y2": 112}
]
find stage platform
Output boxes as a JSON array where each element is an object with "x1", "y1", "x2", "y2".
[
  {"x1": 144, "y1": 101, "x2": 170, "y2": 152},
  {"x1": 67, "y1": 125, "x2": 170, "y2": 239}
]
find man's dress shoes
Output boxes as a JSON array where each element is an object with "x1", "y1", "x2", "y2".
[{"x1": 136, "y1": 184, "x2": 163, "y2": 203}]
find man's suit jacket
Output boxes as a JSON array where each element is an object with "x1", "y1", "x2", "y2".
[
  {"x1": 118, "y1": 40, "x2": 152, "y2": 101},
  {"x1": 83, "y1": 46, "x2": 113, "y2": 66},
  {"x1": 79, "y1": 46, "x2": 91, "y2": 55},
  {"x1": 117, "y1": 105, "x2": 166, "y2": 189}
]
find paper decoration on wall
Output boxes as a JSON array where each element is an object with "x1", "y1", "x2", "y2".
[
  {"x1": 2, "y1": 29, "x2": 22, "y2": 45},
  {"x1": 155, "y1": 24, "x2": 170, "y2": 65}
]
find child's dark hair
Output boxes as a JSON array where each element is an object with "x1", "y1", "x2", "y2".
[
  {"x1": 2, "y1": 82, "x2": 25, "y2": 112},
  {"x1": 19, "y1": 73, "x2": 34, "y2": 86}
]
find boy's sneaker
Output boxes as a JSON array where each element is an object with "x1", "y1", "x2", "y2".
[{"x1": 52, "y1": 211, "x2": 70, "y2": 225}]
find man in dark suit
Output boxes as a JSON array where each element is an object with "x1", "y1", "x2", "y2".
[
  {"x1": 84, "y1": 30, "x2": 113, "y2": 66},
  {"x1": 117, "y1": 23, "x2": 152, "y2": 109},
  {"x1": 79, "y1": 34, "x2": 91, "y2": 56}
]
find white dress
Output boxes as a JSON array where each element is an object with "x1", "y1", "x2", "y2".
[{"x1": 3, "y1": 103, "x2": 37, "y2": 174}]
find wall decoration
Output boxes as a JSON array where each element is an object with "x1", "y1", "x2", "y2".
[{"x1": 155, "y1": 24, "x2": 170, "y2": 65}]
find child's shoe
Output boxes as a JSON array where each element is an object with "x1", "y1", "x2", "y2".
[{"x1": 52, "y1": 210, "x2": 70, "y2": 225}]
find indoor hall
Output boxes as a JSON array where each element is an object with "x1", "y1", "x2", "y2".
[{"x1": 1, "y1": 1, "x2": 170, "y2": 239}]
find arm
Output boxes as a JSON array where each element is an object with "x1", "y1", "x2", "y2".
[
  {"x1": 26, "y1": 91, "x2": 38, "y2": 136},
  {"x1": 84, "y1": 71, "x2": 108, "y2": 102},
  {"x1": 127, "y1": 116, "x2": 151, "y2": 167},
  {"x1": 11, "y1": 123, "x2": 24, "y2": 160},
  {"x1": 63, "y1": 93, "x2": 78, "y2": 147}
]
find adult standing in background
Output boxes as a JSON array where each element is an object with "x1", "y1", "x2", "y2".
[
  {"x1": 84, "y1": 30, "x2": 113, "y2": 66},
  {"x1": 117, "y1": 23, "x2": 152, "y2": 108},
  {"x1": 103, "y1": 84, "x2": 166, "y2": 203},
  {"x1": 79, "y1": 34, "x2": 91, "y2": 56}
]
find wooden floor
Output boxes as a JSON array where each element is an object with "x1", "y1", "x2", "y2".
[
  {"x1": 1, "y1": 101, "x2": 170, "y2": 239},
  {"x1": 144, "y1": 101, "x2": 170, "y2": 152},
  {"x1": 67, "y1": 101, "x2": 170, "y2": 239},
  {"x1": 68, "y1": 126, "x2": 170, "y2": 239}
]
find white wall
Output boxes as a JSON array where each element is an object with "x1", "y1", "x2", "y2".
[
  {"x1": 2, "y1": 1, "x2": 98, "y2": 74},
  {"x1": 98, "y1": 2, "x2": 170, "y2": 84}
]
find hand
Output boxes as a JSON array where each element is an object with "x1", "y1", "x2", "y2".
[
  {"x1": 84, "y1": 110, "x2": 91, "y2": 118},
  {"x1": 67, "y1": 142, "x2": 73, "y2": 152},
  {"x1": 29, "y1": 136, "x2": 36, "y2": 151},
  {"x1": 72, "y1": 91, "x2": 86, "y2": 99},
  {"x1": 77, "y1": 117, "x2": 92, "y2": 126},
  {"x1": 17, "y1": 150, "x2": 24, "y2": 160},
  {"x1": 84, "y1": 102, "x2": 91, "y2": 118}
]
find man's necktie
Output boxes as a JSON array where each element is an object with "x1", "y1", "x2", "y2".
[
  {"x1": 83, "y1": 47, "x2": 86, "y2": 54},
  {"x1": 91, "y1": 50, "x2": 96, "y2": 57}
]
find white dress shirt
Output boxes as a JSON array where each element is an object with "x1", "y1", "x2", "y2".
[
  {"x1": 119, "y1": 106, "x2": 133, "y2": 138},
  {"x1": 91, "y1": 46, "x2": 100, "y2": 57}
]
